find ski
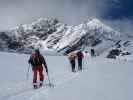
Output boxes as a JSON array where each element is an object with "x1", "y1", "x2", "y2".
[{"x1": 33, "y1": 83, "x2": 55, "y2": 90}]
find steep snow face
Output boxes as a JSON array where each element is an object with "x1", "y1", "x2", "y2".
[
  {"x1": 0, "y1": 18, "x2": 120, "y2": 54},
  {"x1": 52, "y1": 19, "x2": 120, "y2": 53}
]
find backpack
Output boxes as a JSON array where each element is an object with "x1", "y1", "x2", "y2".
[
  {"x1": 77, "y1": 51, "x2": 84, "y2": 59},
  {"x1": 30, "y1": 53, "x2": 43, "y2": 66}
]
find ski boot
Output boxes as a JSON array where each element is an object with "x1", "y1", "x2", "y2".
[{"x1": 33, "y1": 85, "x2": 38, "y2": 89}]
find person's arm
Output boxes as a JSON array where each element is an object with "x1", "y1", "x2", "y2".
[
  {"x1": 28, "y1": 56, "x2": 32, "y2": 64},
  {"x1": 42, "y1": 56, "x2": 48, "y2": 73}
]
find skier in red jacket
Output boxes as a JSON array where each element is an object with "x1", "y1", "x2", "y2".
[{"x1": 28, "y1": 49, "x2": 48, "y2": 89}]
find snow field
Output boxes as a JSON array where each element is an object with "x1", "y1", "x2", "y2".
[{"x1": 0, "y1": 52, "x2": 133, "y2": 100}]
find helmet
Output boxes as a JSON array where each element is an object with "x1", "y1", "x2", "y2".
[{"x1": 35, "y1": 49, "x2": 40, "y2": 54}]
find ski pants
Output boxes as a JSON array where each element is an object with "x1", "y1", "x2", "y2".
[
  {"x1": 70, "y1": 60, "x2": 75, "y2": 72},
  {"x1": 32, "y1": 65, "x2": 44, "y2": 85},
  {"x1": 78, "y1": 58, "x2": 82, "y2": 70}
]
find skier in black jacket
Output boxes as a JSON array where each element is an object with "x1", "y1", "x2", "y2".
[{"x1": 77, "y1": 51, "x2": 84, "y2": 71}]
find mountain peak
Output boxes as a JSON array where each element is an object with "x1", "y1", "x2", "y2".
[
  {"x1": 82, "y1": 18, "x2": 102, "y2": 24},
  {"x1": 31, "y1": 17, "x2": 59, "y2": 25},
  {"x1": 0, "y1": 17, "x2": 121, "y2": 54}
]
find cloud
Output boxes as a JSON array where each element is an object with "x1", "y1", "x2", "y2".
[
  {"x1": 0, "y1": 0, "x2": 132, "y2": 37},
  {"x1": 0, "y1": 0, "x2": 107, "y2": 30},
  {"x1": 104, "y1": 18, "x2": 133, "y2": 36},
  {"x1": 102, "y1": 0, "x2": 133, "y2": 36}
]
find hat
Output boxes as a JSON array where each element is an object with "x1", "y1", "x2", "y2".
[{"x1": 35, "y1": 49, "x2": 40, "y2": 54}]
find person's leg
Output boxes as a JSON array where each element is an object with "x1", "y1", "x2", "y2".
[
  {"x1": 71, "y1": 60, "x2": 76, "y2": 72},
  {"x1": 38, "y1": 66, "x2": 44, "y2": 86},
  {"x1": 32, "y1": 67, "x2": 38, "y2": 89},
  {"x1": 78, "y1": 58, "x2": 82, "y2": 70}
]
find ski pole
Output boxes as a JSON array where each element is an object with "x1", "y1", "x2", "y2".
[
  {"x1": 26, "y1": 64, "x2": 30, "y2": 80},
  {"x1": 47, "y1": 72, "x2": 54, "y2": 87}
]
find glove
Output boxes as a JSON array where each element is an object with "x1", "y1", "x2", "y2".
[
  {"x1": 46, "y1": 69, "x2": 48, "y2": 73},
  {"x1": 46, "y1": 67, "x2": 48, "y2": 73},
  {"x1": 28, "y1": 60, "x2": 31, "y2": 64}
]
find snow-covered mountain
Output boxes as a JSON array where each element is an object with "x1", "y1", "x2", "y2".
[
  {"x1": 0, "y1": 17, "x2": 125, "y2": 54},
  {"x1": 0, "y1": 18, "x2": 59, "y2": 54}
]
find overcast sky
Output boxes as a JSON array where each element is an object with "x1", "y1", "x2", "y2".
[{"x1": 0, "y1": 0, "x2": 133, "y2": 35}]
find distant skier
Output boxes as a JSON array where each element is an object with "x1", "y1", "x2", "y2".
[
  {"x1": 77, "y1": 51, "x2": 84, "y2": 71},
  {"x1": 28, "y1": 49, "x2": 48, "y2": 89},
  {"x1": 68, "y1": 51, "x2": 77, "y2": 72},
  {"x1": 91, "y1": 48, "x2": 96, "y2": 57},
  {"x1": 83, "y1": 51, "x2": 90, "y2": 58}
]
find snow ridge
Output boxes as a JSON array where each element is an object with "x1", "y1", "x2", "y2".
[{"x1": 0, "y1": 18, "x2": 120, "y2": 54}]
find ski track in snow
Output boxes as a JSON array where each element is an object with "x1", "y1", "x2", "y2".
[
  {"x1": 0, "y1": 81, "x2": 32, "y2": 100},
  {"x1": 0, "y1": 54, "x2": 92, "y2": 100},
  {"x1": 1, "y1": 52, "x2": 133, "y2": 100},
  {"x1": 0, "y1": 69, "x2": 83, "y2": 100}
]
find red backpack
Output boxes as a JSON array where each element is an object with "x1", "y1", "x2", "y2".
[{"x1": 31, "y1": 53, "x2": 42, "y2": 65}]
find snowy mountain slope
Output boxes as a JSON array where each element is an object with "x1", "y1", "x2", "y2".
[
  {"x1": 98, "y1": 36, "x2": 133, "y2": 61},
  {"x1": 52, "y1": 19, "x2": 120, "y2": 53},
  {"x1": 0, "y1": 18, "x2": 60, "y2": 53},
  {"x1": 0, "y1": 52, "x2": 133, "y2": 100},
  {"x1": 0, "y1": 18, "x2": 121, "y2": 54}
]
